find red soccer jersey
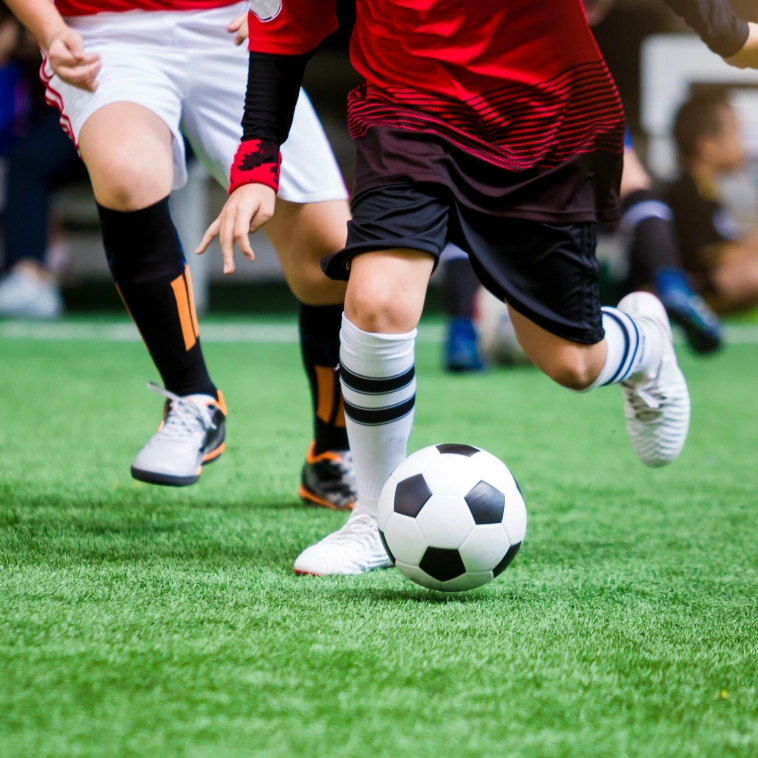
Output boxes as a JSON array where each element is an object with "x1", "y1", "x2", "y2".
[
  {"x1": 248, "y1": 0, "x2": 625, "y2": 174},
  {"x1": 56, "y1": 0, "x2": 238, "y2": 18}
]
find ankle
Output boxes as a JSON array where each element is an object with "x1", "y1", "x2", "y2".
[{"x1": 353, "y1": 498, "x2": 378, "y2": 518}]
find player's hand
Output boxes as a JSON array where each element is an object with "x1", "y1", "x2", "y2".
[
  {"x1": 226, "y1": 11, "x2": 248, "y2": 46},
  {"x1": 196, "y1": 183, "x2": 276, "y2": 274},
  {"x1": 726, "y1": 22, "x2": 758, "y2": 70},
  {"x1": 46, "y1": 26, "x2": 101, "y2": 93}
]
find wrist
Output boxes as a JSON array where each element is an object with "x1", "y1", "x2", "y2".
[
  {"x1": 229, "y1": 139, "x2": 281, "y2": 195},
  {"x1": 40, "y1": 20, "x2": 70, "y2": 51}
]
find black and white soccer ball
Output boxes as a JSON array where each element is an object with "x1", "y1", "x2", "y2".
[{"x1": 377, "y1": 444, "x2": 526, "y2": 592}]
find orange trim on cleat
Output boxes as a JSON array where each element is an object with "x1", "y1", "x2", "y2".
[
  {"x1": 202, "y1": 441, "x2": 225, "y2": 463},
  {"x1": 305, "y1": 441, "x2": 343, "y2": 464},
  {"x1": 298, "y1": 484, "x2": 355, "y2": 511},
  {"x1": 214, "y1": 390, "x2": 228, "y2": 416}
]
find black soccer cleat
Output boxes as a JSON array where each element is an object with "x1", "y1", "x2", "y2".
[{"x1": 299, "y1": 443, "x2": 357, "y2": 511}]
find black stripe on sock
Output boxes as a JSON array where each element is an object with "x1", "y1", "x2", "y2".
[
  {"x1": 343, "y1": 396, "x2": 415, "y2": 426},
  {"x1": 340, "y1": 364, "x2": 415, "y2": 395},
  {"x1": 603, "y1": 310, "x2": 631, "y2": 386},
  {"x1": 624, "y1": 316, "x2": 641, "y2": 379}
]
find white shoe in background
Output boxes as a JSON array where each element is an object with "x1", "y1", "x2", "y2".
[{"x1": 0, "y1": 267, "x2": 64, "y2": 319}]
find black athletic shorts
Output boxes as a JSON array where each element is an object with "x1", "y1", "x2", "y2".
[{"x1": 322, "y1": 182, "x2": 604, "y2": 345}]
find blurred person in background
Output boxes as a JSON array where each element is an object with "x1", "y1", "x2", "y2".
[
  {"x1": 586, "y1": 0, "x2": 723, "y2": 353},
  {"x1": 437, "y1": 0, "x2": 728, "y2": 371},
  {"x1": 666, "y1": 92, "x2": 758, "y2": 313},
  {"x1": 0, "y1": 0, "x2": 84, "y2": 319},
  {"x1": 440, "y1": 243, "x2": 483, "y2": 372}
]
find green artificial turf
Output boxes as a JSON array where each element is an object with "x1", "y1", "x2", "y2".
[{"x1": 1, "y1": 325, "x2": 757, "y2": 757}]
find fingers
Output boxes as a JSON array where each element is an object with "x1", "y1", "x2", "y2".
[
  {"x1": 50, "y1": 37, "x2": 101, "y2": 92},
  {"x1": 56, "y1": 58, "x2": 102, "y2": 92},
  {"x1": 65, "y1": 30, "x2": 87, "y2": 61},
  {"x1": 200, "y1": 186, "x2": 275, "y2": 275},
  {"x1": 218, "y1": 205, "x2": 238, "y2": 275},
  {"x1": 227, "y1": 12, "x2": 249, "y2": 45},
  {"x1": 234, "y1": 210, "x2": 256, "y2": 262},
  {"x1": 195, "y1": 217, "x2": 220, "y2": 256}
]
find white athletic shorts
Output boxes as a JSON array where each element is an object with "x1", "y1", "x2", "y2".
[{"x1": 41, "y1": 2, "x2": 348, "y2": 204}]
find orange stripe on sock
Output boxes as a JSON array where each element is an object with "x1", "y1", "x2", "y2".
[
  {"x1": 171, "y1": 273, "x2": 197, "y2": 351},
  {"x1": 315, "y1": 365, "x2": 335, "y2": 423},
  {"x1": 184, "y1": 266, "x2": 200, "y2": 338}
]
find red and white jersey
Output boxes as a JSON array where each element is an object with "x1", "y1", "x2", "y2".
[
  {"x1": 248, "y1": 0, "x2": 625, "y2": 172},
  {"x1": 56, "y1": 0, "x2": 238, "y2": 18}
]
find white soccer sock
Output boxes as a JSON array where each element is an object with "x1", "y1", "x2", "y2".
[
  {"x1": 340, "y1": 315, "x2": 417, "y2": 518},
  {"x1": 588, "y1": 306, "x2": 660, "y2": 389}
]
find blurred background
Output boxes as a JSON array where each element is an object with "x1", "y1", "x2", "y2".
[{"x1": 3, "y1": 0, "x2": 758, "y2": 318}]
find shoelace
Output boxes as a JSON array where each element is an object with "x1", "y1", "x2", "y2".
[
  {"x1": 328, "y1": 513, "x2": 379, "y2": 549},
  {"x1": 622, "y1": 381, "x2": 666, "y2": 423},
  {"x1": 148, "y1": 382, "x2": 217, "y2": 440}
]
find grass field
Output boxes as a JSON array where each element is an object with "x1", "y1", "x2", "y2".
[{"x1": 1, "y1": 319, "x2": 757, "y2": 757}]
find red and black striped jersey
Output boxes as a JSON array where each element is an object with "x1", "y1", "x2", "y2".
[{"x1": 249, "y1": 0, "x2": 625, "y2": 173}]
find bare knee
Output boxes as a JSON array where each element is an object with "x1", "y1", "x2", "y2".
[
  {"x1": 89, "y1": 153, "x2": 172, "y2": 210},
  {"x1": 540, "y1": 350, "x2": 602, "y2": 390},
  {"x1": 78, "y1": 104, "x2": 174, "y2": 211},
  {"x1": 347, "y1": 285, "x2": 415, "y2": 333}
]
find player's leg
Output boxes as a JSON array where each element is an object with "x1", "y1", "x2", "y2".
[
  {"x1": 294, "y1": 249, "x2": 435, "y2": 575},
  {"x1": 292, "y1": 183, "x2": 446, "y2": 576},
  {"x1": 182, "y1": 22, "x2": 353, "y2": 506},
  {"x1": 264, "y1": 198, "x2": 356, "y2": 510},
  {"x1": 78, "y1": 103, "x2": 225, "y2": 486},
  {"x1": 466, "y1": 215, "x2": 690, "y2": 468},
  {"x1": 0, "y1": 109, "x2": 82, "y2": 319},
  {"x1": 440, "y1": 244, "x2": 483, "y2": 373},
  {"x1": 621, "y1": 144, "x2": 721, "y2": 354}
]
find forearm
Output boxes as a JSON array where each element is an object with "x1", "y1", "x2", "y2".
[
  {"x1": 229, "y1": 48, "x2": 314, "y2": 194},
  {"x1": 5, "y1": 0, "x2": 68, "y2": 50},
  {"x1": 662, "y1": 0, "x2": 748, "y2": 58}
]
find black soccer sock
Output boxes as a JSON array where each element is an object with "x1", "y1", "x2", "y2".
[
  {"x1": 444, "y1": 256, "x2": 478, "y2": 319},
  {"x1": 98, "y1": 197, "x2": 217, "y2": 399},
  {"x1": 299, "y1": 303, "x2": 349, "y2": 455},
  {"x1": 622, "y1": 189, "x2": 681, "y2": 290}
]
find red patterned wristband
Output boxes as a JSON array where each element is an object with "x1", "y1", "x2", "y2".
[{"x1": 229, "y1": 139, "x2": 282, "y2": 195}]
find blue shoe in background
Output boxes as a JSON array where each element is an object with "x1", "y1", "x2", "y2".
[
  {"x1": 444, "y1": 317, "x2": 485, "y2": 372},
  {"x1": 655, "y1": 268, "x2": 722, "y2": 355}
]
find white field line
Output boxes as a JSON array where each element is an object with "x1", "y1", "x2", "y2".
[
  {"x1": 2, "y1": 320, "x2": 758, "y2": 345},
  {"x1": 0, "y1": 320, "x2": 446, "y2": 344}
]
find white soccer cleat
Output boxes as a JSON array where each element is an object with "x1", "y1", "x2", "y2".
[
  {"x1": 131, "y1": 383, "x2": 226, "y2": 486},
  {"x1": 294, "y1": 511, "x2": 394, "y2": 576},
  {"x1": 617, "y1": 292, "x2": 690, "y2": 467}
]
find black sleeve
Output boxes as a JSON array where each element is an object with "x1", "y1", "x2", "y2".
[
  {"x1": 241, "y1": 49, "x2": 316, "y2": 145},
  {"x1": 662, "y1": 0, "x2": 749, "y2": 57}
]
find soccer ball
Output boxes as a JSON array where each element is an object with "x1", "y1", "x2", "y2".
[
  {"x1": 377, "y1": 444, "x2": 526, "y2": 592},
  {"x1": 473, "y1": 287, "x2": 531, "y2": 366}
]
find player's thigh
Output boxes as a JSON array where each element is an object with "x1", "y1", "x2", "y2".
[
  {"x1": 346, "y1": 249, "x2": 436, "y2": 334},
  {"x1": 79, "y1": 103, "x2": 174, "y2": 210},
  {"x1": 459, "y1": 214, "x2": 606, "y2": 386},
  {"x1": 265, "y1": 198, "x2": 350, "y2": 306}
]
